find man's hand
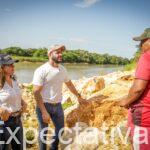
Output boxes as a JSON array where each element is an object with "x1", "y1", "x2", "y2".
[
  {"x1": 0, "y1": 108, "x2": 11, "y2": 121},
  {"x1": 65, "y1": 80, "x2": 89, "y2": 105},
  {"x1": 33, "y1": 85, "x2": 51, "y2": 123},
  {"x1": 42, "y1": 110, "x2": 51, "y2": 124}
]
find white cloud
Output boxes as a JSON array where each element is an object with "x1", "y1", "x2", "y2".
[{"x1": 74, "y1": 0, "x2": 102, "y2": 8}]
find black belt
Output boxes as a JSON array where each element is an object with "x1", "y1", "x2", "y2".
[{"x1": 45, "y1": 102, "x2": 61, "y2": 106}]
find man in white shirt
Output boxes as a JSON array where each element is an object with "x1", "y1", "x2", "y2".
[{"x1": 32, "y1": 44, "x2": 87, "y2": 150}]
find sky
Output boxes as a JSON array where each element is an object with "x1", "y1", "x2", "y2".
[{"x1": 0, "y1": 0, "x2": 149, "y2": 58}]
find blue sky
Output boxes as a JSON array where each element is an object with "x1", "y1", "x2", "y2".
[{"x1": 0, "y1": 0, "x2": 149, "y2": 58}]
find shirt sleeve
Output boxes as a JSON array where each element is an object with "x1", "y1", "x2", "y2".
[
  {"x1": 32, "y1": 68, "x2": 45, "y2": 86},
  {"x1": 135, "y1": 53, "x2": 150, "y2": 80}
]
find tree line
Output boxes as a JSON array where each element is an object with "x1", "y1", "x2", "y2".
[{"x1": 0, "y1": 47, "x2": 130, "y2": 65}]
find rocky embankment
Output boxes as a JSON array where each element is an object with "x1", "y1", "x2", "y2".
[{"x1": 21, "y1": 70, "x2": 135, "y2": 150}]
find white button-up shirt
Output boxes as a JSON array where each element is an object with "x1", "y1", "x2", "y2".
[{"x1": 0, "y1": 80, "x2": 22, "y2": 112}]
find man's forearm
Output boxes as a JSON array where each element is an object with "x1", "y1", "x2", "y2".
[
  {"x1": 34, "y1": 92, "x2": 47, "y2": 113},
  {"x1": 120, "y1": 86, "x2": 144, "y2": 107},
  {"x1": 66, "y1": 81, "x2": 80, "y2": 98},
  {"x1": 69, "y1": 86, "x2": 80, "y2": 97}
]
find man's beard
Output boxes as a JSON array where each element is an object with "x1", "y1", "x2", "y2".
[{"x1": 52, "y1": 56, "x2": 62, "y2": 64}]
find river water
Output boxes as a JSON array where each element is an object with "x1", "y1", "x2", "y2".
[{"x1": 15, "y1": 62, "x2": 124, "y2": 83}]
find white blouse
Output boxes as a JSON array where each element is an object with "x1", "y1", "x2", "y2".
[{"x1": 0, "y1": 80, "x2": 22, "y2": 113}]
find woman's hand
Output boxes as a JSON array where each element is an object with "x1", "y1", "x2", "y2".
[{"x1": 0, "y1": 108, "x2": 11, "y2": 121}]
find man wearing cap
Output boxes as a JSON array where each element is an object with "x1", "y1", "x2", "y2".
[
  {"x1": 32, "y1": 44, "x2": 87, "y2": 150},
  {"x1": 117, "y1": 28, "x2": 150, "y2": 149}
]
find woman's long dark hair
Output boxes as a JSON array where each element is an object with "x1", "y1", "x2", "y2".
[
  {"x1": 0, "y1": 67, "x2": 16, "y2": 89},
  {"x1": 0, "y1": 68, "x2": 6, "y2": 89}
]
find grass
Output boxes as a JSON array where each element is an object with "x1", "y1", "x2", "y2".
[
  {"x1": 62, "y1": 101, "x2": 75, "y2": 110},
  {"x1": 26, "y1": 85, "x2": 33, "y2": 92},
  {"x1": 124, "y1": 61, "x2": 136, "y2": 71}
]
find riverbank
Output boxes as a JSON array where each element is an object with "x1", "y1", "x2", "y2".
[
  {"x1": 1, "y1": 47, "x2": 130, "y2": 65},
  {"x1": 21, "y1": 70, "x2": 135, "y2": 149}
]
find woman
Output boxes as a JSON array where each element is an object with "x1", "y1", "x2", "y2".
[{"x1": 0, "y1": 54, "x2": 27, "y2": 150}]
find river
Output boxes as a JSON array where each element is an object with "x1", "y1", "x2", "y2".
[{"x1": 15, "y1": 62, "x2": 124, "y2": 83}]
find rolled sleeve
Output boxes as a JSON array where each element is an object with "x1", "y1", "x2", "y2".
[{"x1": 135, "y1": 53, "x2": 150, "y2": 80}]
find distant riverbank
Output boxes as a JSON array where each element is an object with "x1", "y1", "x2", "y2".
[{"x1": 1, "y1": 47, "x2": 130, "y2": 65}]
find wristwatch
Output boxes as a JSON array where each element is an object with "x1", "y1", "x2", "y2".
[{"x1": 77, "y1": 93, "x2": 81, "y2": 98}]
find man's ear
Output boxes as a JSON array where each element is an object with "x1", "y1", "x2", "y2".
[{"x1": 47, "y1": 51, "x2": 52, "y2": 57}]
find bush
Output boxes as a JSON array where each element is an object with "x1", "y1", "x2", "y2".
[
  {"x1": 124, "y1": 62, "x2": 137, "y2": 71},
  {"x1": 0, "y1": 47, "x2": 130, "y2": 65},
  {"x1": 26, "y1": 130, "x2": 35, "y2": 141},
  {"x1": 62, "y1": 101, "x2": 74, "y2": 110}
]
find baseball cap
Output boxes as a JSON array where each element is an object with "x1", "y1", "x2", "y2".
[
  {"x1": 47, "y1": 44, "x2": 66, "y2": 54},
  {"x1": 0, "y1": 54, "x2": 19, "y2": 65},
  {"x1": 133, "y1": 28, "x2": 150, "y2": 41}
]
